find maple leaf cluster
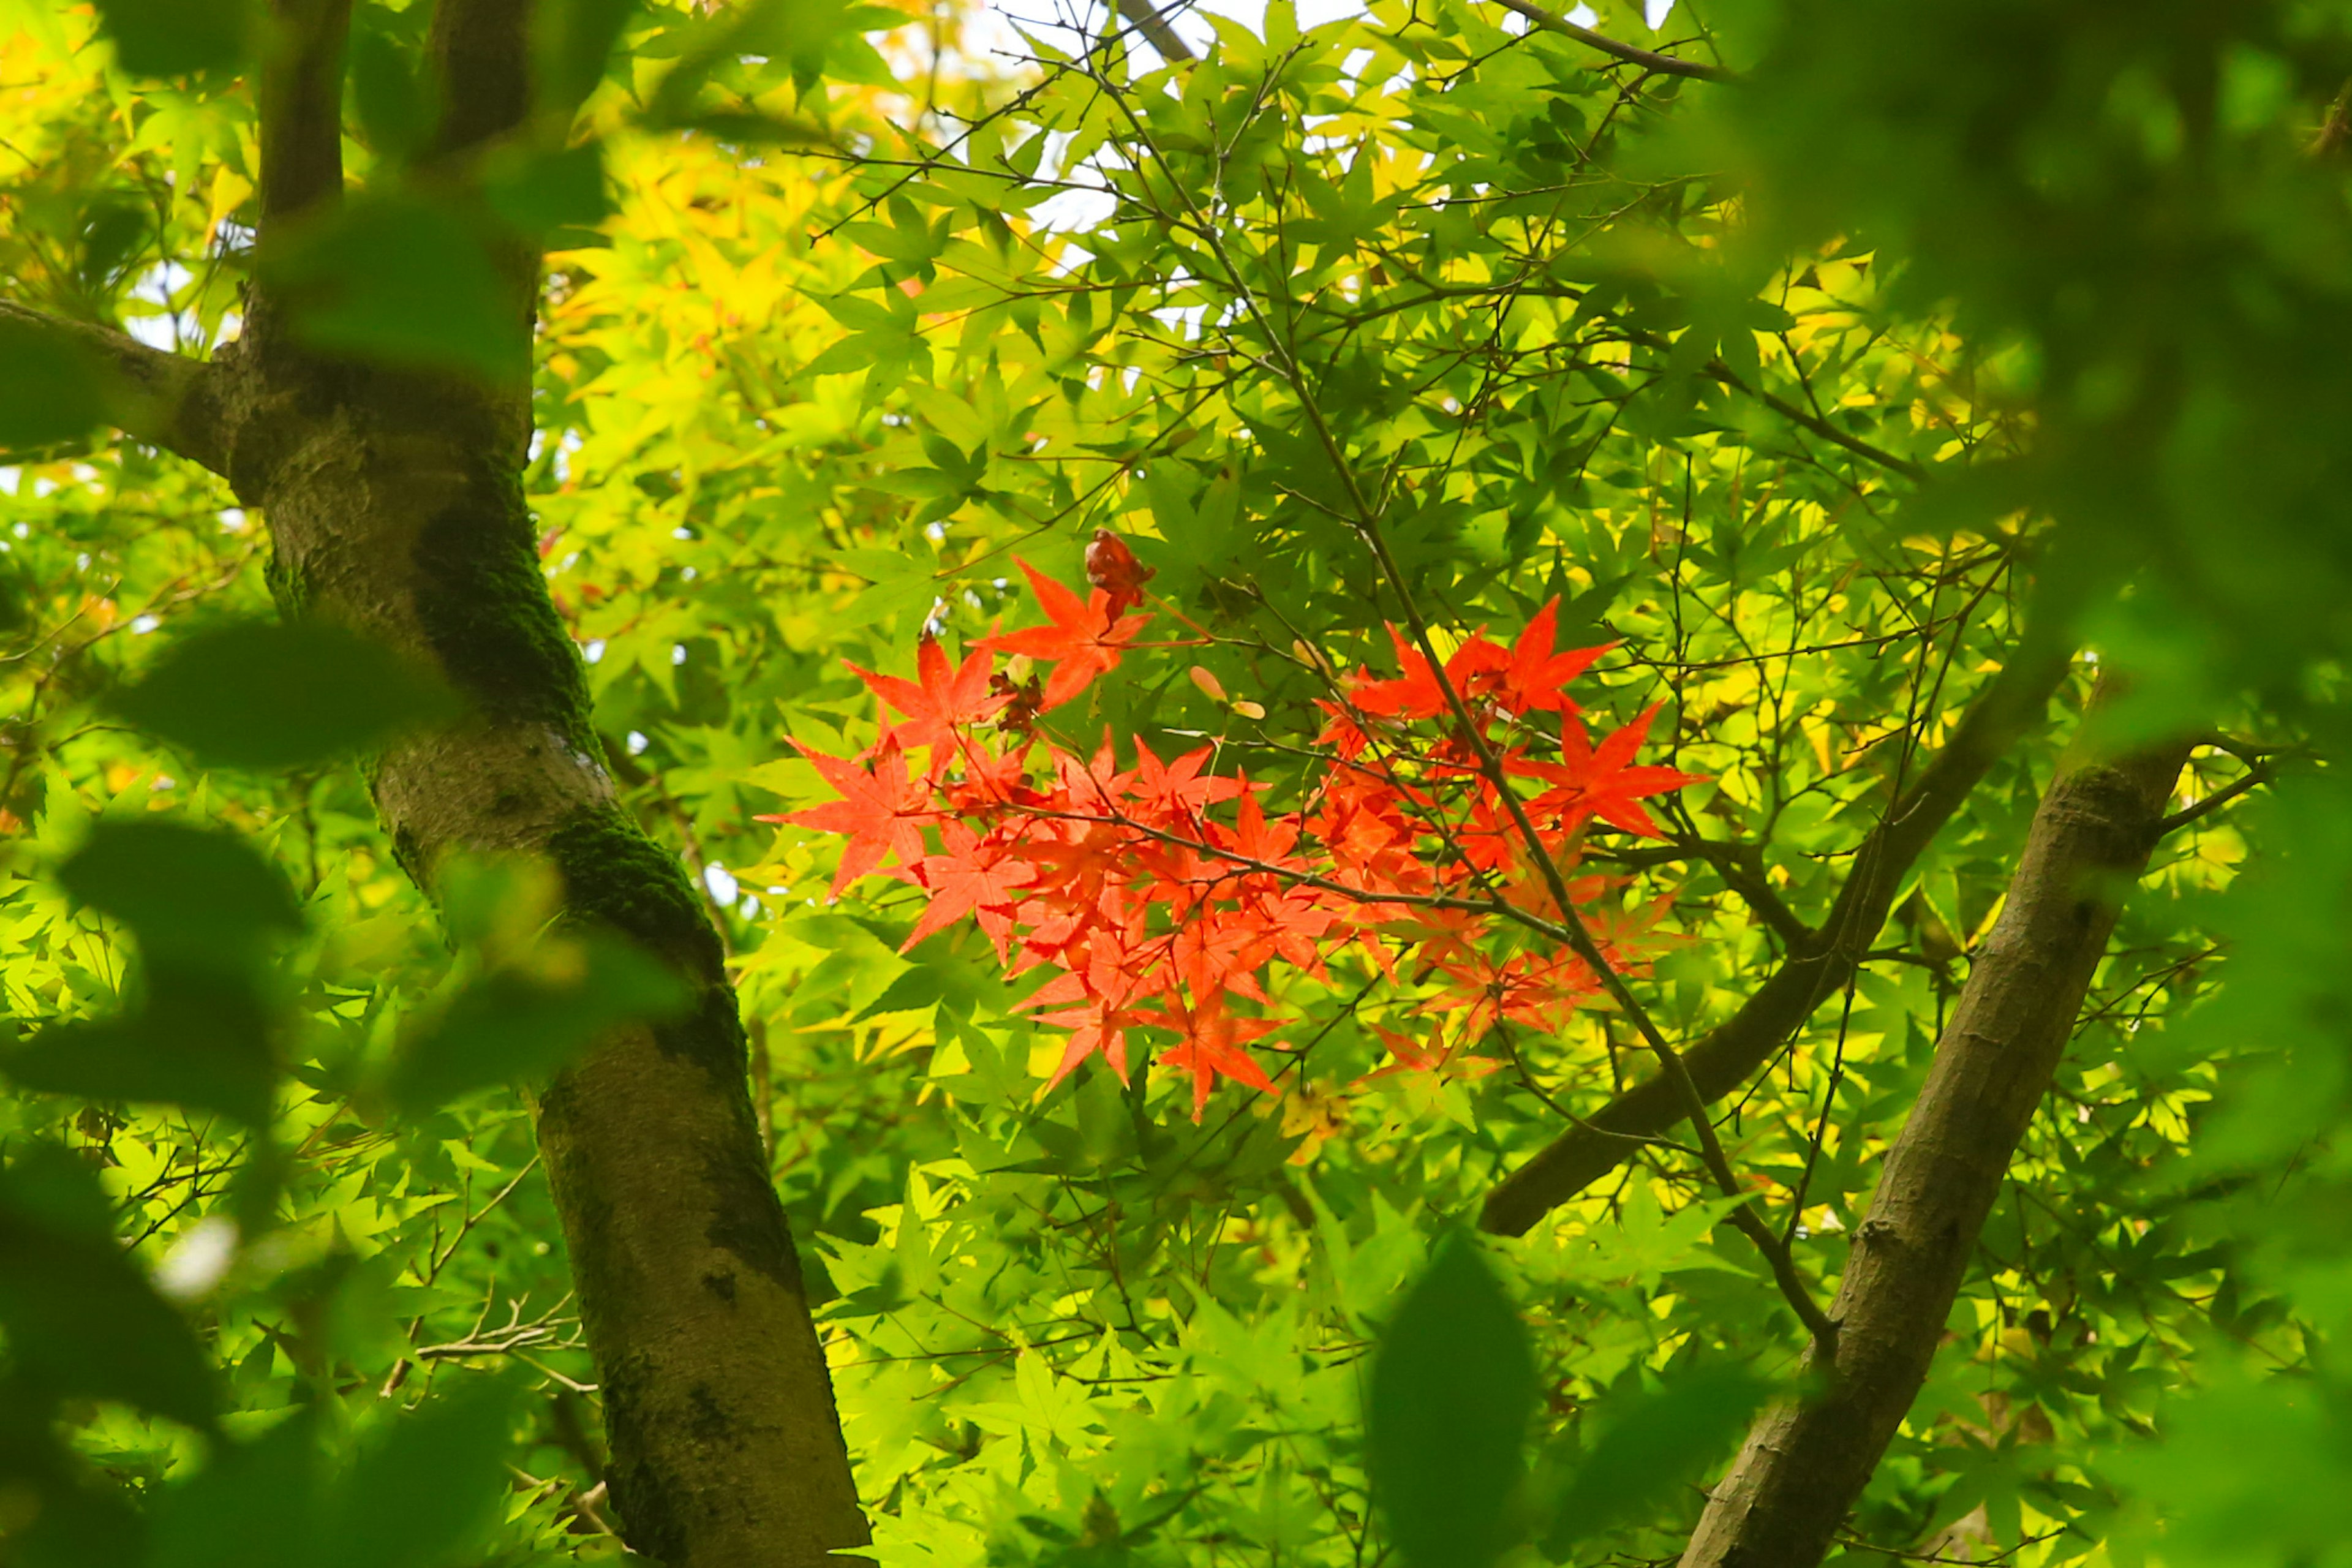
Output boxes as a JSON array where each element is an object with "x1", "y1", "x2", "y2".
[{"x1": 767, "y1": 535, "x2": 1702, "y2": 1119}]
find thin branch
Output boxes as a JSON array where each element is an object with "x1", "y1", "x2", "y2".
[
  {"x1": 1489, "y1": 0, "x2": 1736, "y2": 84},
  {"x1": 2156, "y1": 761, "x2": 2275, "y2": 836},
  {"x1": 1099, "y1": 76, "x2": 1830, "y2": 1341},
  {"x1": 1701, "y1": 357, "x2": 1929, "y2": 483}
]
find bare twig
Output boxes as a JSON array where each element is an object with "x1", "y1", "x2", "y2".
[{"x1": 1488, "y1": 0, "x2": 1735, "y2": 83}]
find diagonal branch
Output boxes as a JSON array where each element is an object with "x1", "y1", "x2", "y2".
[
  {"x1": 1477, "y1": 647, "x2": 2072, "y2": 1236},
  {"x1": 1113, "y1": 0, "x2": 1198, "y2": 63},
  {"x1": 1490, "y1": 0, "x2": 1735, "y2": 83},
  {"x1": 0, "y1": 300, "x2": 232, "y2": 478},
  {"x1": 1702, "y1": 357, "x2": 1929, "y2": 483},
  {"x1": 2156, "y1": 758, "x2": 2275, "y2": 835}
]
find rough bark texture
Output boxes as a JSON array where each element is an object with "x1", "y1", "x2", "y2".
[
  {"x1": 1676, "y1": 716, "x2": 2192, "y2": 1568},
  {"x1": 1480, "y1": 652, "x2": 2069, "y2": 1236},
  {"x1": 218, "y1": 372, "x2": 868, "y2": 1567},
  {"x1": 5, "y1": 1, "x2": 872, "y2": 1561}
]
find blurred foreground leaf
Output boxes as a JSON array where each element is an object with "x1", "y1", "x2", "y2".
[
  {"x1": 0, "y1": 1144, "x2": 219, "y2": 1431},
  {"x1": 113, "y1": 621, "x2": 459, "y2": 772},
  {"x1": 1367, "y1": 1232, "x2": 1537, "y2": 1568}
]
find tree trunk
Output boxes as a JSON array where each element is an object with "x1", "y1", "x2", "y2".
[
  {"x1": 4, "y1": 1, "x2": 873, "y2": 1561},
  {"x1": 1480, "y1": 652, "x2": 2068, "y2": 1237},
  {"x1": 1675, "y1": 704, "x2": 2190, "y2": 1568}
]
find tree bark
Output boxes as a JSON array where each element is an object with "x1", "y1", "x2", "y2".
[
  {"x1": 1675, "y1": 703, "x2": 2191, "y2": 1568},
  {"x1": 1480, "y1": 650, "x2": 2069, "y2": 1236},
  {"x1": 5, "y1": 1, "x2": 873, "y2": 1561}
]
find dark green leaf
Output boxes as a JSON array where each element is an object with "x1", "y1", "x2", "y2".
[
  {"x1": 536, "y1": 0, "x2": 638, "y2": 116},
  {"x1": 91, "y1": 0, "x2": 252, "y2": 76},
  {"x1": 483, "y1": 141, "x2": 612, "y2": 238},
  {"x1": 0, "y1": 317, "x2": 107, "y2": 452},
  {"x1": 385, "y1": 933, "x2": 692, "y2": 1113},
  {"x1": 59, "y1": 818, "x2": 303, "y2": 960},
  {"x1": 322, "y1": 1373, "x2": 523, "y2": 1568},
  {"x1": 265, "y1": 195, "x2": 529, "y2": 382},
  {"x1": 113, "y1": 620, "x2": 461, "y2": 771},
  {"x1": 1366, "y1": 1232, "x2": 1537, "y2": 1568},
  {"x1": 6, "y1": 974, "x2": 276, "y2": 1126},
  {"x1": 349, "y1": 28, "x2": 432, "y2": 163},
  {"x1": 145, "y1": 1411, "x2": 323, "y2": 1568},
  {"x1": 0, "y1": 1144, "x2": 219, "y2": 1430},
  {"x1": 78, "y1": 199, "x2": 153, "y2": 287},
  {"x1": 1543, "y1": 1365, "x2": 1774, "y2": 1550}
]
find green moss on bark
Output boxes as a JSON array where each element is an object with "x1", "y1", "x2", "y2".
[
  {"x1": 263, "y1": 549, "x2": 309, "y2": 618},
  {"x1": 411, "y1": 464, "x2": 595, "y2": 741},
  {"x1": 546, "y1": 809, "x2": 721, "y2": 975}
]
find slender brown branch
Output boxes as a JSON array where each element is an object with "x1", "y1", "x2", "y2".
[
  {"x1": 2156, "y1": 761, "x2": 2274, "y2": 835},
  {"x1": 1113, "y1": 0, "x2": 1197, "y2": 62},
  {"x1": 1490, "y1": 0, "x2": 1736, "y2": 83},
  {"x1": 1114, "y1": 77, "x2": 1832, "y2": 1333},
  {"x1": 1702, "y1": 358, "x2": 1929, "y2": 483}
]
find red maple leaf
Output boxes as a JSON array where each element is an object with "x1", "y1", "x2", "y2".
[
  {"x1": 1348, "y1": 626, "x2": 1453, "y2": 720},
  {"x1": 1510, "y1": 704, "x2": 1706, "y2": 838},
  {"x1": 902, "y1": 820, "x2": 1030, "y2": 956},
  {"x1": 1128, "y1": 738, "x2": 1246, "y2": 824},
  {"x1": 1360, "y1": 1022, "x2": 1502, "y2": 1084},
  {"x1": 1139, "y1": 990, "x2": 1280, "y2": 1120},
  {"x1": 977, "y1": 559, "x2": 1152, "y2": 709},
  {"x1": 1496, "y1": 598, "x2": 1612, "y2": 717},
  {"x1": 1036, "y1": 998, "x2": 1153, "y2": 1090},
  {"x1": 1085, "y1": 529, "x2": 1157, "y2": 619},
  {"x1": 1345, "y1": 609, "x2": 1611, "y2": 728},
  {"x1": 941, "y1": 731, "x2": 1036, "y2": 814},
  {"x1": 845, "y1": 637, "x2": 1005, "y2": 761},
  {"x1": 761, "y1": 736, "x2": 932, "y2": 896}
]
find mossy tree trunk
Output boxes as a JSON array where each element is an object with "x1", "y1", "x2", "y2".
[{"x1": 4, "y1": 2, "x2": 870, "y2": 1562}]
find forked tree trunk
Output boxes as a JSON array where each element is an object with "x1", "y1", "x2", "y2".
[
  {"x1": 1676, "y1": 701, "x2": 2190, "y2": 1568},
  {"x1": 4, "y1": 1, "x2": 871, "y2": 1562},
  {"x1": 1480, "y1": 652, "x2": 2068, "y2": 1237}
]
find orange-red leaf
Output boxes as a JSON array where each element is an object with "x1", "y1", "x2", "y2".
[
  {"x1": 762, "y1": 736, "x2": 932, "y2": 896},
  {"x1": 846, "y1": 637, "x2": 1005, "y2": 761},
  {"x1": 976, "y1": 559, "x2": 1152, "y2": 709}
]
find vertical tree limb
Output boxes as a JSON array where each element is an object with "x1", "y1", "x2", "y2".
[
  {"x1": 1479, "y1": 650, "x2": 2070, "y2": 1236},
  {"x1": 1676, "y1": 701, "x2": 2192, "y2": 1568},
  {"x1": 208, "y1": 1, "x2": 875, "y2": 1559},
  {"x1": 426, "y1": 0, "x2": 535, "y2": 159},
  {"x1": 258, "y1": 0, "x2": 352, "y2": 223}
]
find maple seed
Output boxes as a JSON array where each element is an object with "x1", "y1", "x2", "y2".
[
  {"x1": 976, "y1": 558, "x2": 1151, "y2": 710},
  {"x1": 1190, "y1": 666, "x2": 1228, "y2": 702},
  {"x1": 1086, "y1": 529, "x2": 1156, "y2": 622}
]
